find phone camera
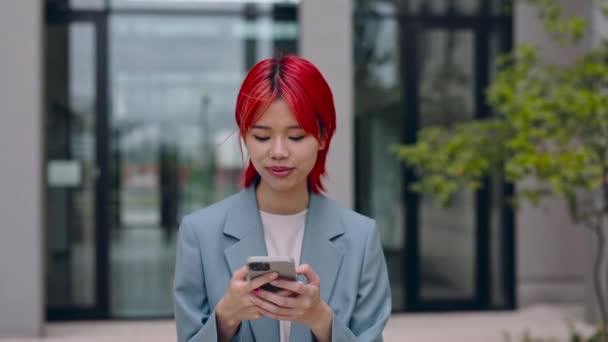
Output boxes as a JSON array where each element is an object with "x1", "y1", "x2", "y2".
[{"x1": 250, "y1": 262, "x2": 270, "y2": 271}]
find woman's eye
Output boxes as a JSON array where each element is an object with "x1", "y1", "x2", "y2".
[
  {"x1": 289, "y1": 136, "x2": 306, "y2": 141},
  {"x1": 253, "y1": 136, "x2": 270, "y2": 141}
]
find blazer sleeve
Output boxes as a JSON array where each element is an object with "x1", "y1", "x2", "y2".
[
  {"x1": 331, "y1": 223, "x2": 392, "y2": 342},
  {"x1": 173, "y1": 216, "x2": 242, "y2": 342}
]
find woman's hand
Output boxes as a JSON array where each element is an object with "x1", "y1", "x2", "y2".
[
  {"x1": 215, "y1": 266, "x2": 279, "y2": 340},
  {"x1": 249, "y1": 264, "x2": 333, "y2": 341}
]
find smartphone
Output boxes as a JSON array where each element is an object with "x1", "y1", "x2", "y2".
[{"x1": 246, "y1": 256, "x2": 297, "y2": 293}]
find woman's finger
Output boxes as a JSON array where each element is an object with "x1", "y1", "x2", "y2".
[
  {"x1": 268, "y1": 279, "x2": 305, "y2": 294},
  {"x1": 249, "y1": 294, "x2": 291, "y2": 317},
  {"x1": 255, "y1": 304, "x2": 290, "y2": 321},
  {"x1": 248, "y1": 272, "x2": 278, "y2": 291},
  {"x1": 275, "y1": 289, "x2": 296, "y2": 297},
  {"x1": 232, "y1": 265, "x2": 249, "y2": 281},
  {"x1": 255, "y1": 289, "x2": 296, "y2": 308},
  {"x1": 296, "y1": 264, "x2": 320, "y2": 285}
]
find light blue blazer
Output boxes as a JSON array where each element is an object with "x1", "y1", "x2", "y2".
[{"x1": 174, "y1": 185, "x2": 391, "y2": 341}]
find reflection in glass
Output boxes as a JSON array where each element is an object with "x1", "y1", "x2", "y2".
[
  {"x1": 69, "y1": 0, "x2": 106, "y2": 9},
  {"x1": 354, "y1": 16, "x2": 404, "y2": 310},
  {"x1": 418, "y1": 30, "x2": 477, "y2": 300},
  {"x1": 354, "y1": 0, "x2": 513, "y2": 16},
  {"x1": 409, "y1": 0, "x2": 480, "y2": 15},
  {"x1": 109, "y1": 9, "x2": 297, "y2": 317},
  {"x1": 46, "y1": 22, "x2": 97, "y2": 308},
  {"x1": 356, "y1": 0, "x2": 480, "y2": 16},
  {"x1": 109, "y1": 0, "x2": 298, "y2": 10},
  {"x1": 354, "y1": 17, "x2": 401, "y2": 111},
  {"x1": 354, "y1": 0, "x2": 398, "y2": 15},
  {"x1": 418, "y1": 30, "x2": 475, "y2": 126},
  {"x1": 491, "y1": 0, "x2": 512, "y2": 16}
]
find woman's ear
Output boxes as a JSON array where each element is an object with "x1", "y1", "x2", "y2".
[{"x1": 318, "y1": 138, "x2": 326, "y2": 150}]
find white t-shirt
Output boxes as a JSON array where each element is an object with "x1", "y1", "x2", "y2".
[{"x1": 260, "y1": 209, "x2": 307, "y2": 342}]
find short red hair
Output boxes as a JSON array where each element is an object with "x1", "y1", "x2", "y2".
[{"x1": 235, "y1": 55, "x2": 336, "y2": 193}]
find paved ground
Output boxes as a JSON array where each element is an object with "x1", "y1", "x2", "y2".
[{"x1": 1, "y1": 304, "x2": 595, "y2": 341}]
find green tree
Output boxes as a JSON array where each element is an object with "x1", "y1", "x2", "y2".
[{"x1": 393, "y1": 0, "x2": 608, "y2": 337}]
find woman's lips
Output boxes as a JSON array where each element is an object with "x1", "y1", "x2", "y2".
[{"x1": 266, "y1": 167, "x2": 294, "y2": 178}]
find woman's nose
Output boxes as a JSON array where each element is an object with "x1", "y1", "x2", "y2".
[{"x1": 269, "y1": 138, "x2": 289, "y2": 159}]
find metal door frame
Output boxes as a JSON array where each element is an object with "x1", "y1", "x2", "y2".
[
  {"x1": 399, "y1": 12, "x2": 515, "y2": 312},
  {"x1": 46, "y1": 7, "x2": 110, "y2": 320}
]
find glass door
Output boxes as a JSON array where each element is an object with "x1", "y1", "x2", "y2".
[
  {"x1": 107, "y1": 5, "x2": 298, "y2": 318},
  {"x1": 354, "y1": 0, "x2": 514, "y2": 313},
  {"x1": 45, "y1": 12, "x2": 109, "y2": 319},
  {"x1": 416, "y1": 27, "x2": 480, "y2": 305},
  {"x1": 402, "y1": 22, "x2": 501, "y2": 311},
  {"x1": 46, "y1": 1, "x2": 298, "y2": 320}
]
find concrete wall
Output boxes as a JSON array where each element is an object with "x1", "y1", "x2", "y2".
[
  {"x1": 514, "y1": 0, "x2": 590, "y2": 307},
  {"x1": 0, "y1": 0, "x2": 44, "y2": 338},
  {"x1": 299, "y1": 0, "x2": 353, "y2": 209}
]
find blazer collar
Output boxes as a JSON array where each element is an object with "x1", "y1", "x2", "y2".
[
  {"x1": 222, "y1": 185, "x2": 263, "y2": 240},
  {"x1": 222, "y1": 184, "x2": 345, "y2": 342},
  {"x1": 222, "y1": 185, "x2": 345, "y2": 240}
]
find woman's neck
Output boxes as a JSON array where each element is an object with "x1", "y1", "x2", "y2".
[{"x1": 255, "y1": 181, "x2": 309, "y2": 215}]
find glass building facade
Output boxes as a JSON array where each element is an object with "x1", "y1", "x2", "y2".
[
  {"x1": 44, "y1": 0, "x2": 514, "y2": 320},
  {"x1": 354, "y1": 0, "x2": 515, "y2": 312},
  {"x1": 45, "y1": 0, "x2": 298, "y2": 319}
]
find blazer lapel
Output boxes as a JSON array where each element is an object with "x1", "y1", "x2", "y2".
[
  {"x1": 290, "y1": 193, "x2": 345, "y2": 342},
  {"x1": 223, "y1": 186, "x2": 280, "y2": 342}
]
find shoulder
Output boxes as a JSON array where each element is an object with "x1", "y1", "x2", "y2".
[
  {"x1": 180, "y1": 191, "x2": 243, "y2": 232},
  {"x1": 316, "y1": 194, "x2": 376, "y2": 238}
]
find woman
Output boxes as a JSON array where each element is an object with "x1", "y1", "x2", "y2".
[{"x1": 174, "y1": 55, "x2": 391, "y2": 342}]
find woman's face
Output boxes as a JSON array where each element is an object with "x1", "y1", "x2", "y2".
[{"x1": 244, "y1": 99, "x2": 324, "y2": 194}]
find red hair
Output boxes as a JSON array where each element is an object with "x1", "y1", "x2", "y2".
[{"x1": 235, "y1": 55, "x2": 336, "y2": 193}]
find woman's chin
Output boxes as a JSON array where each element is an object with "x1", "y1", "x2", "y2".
[{"x1": 260, "y1": 176, "x2": 304, "y2": 194}]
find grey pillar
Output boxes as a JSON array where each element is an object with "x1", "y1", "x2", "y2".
[
  {"x1": 300, "y1": 0, "x2": 354, "y2": 208},
  {"x1": 0, "y1": 0, "x2": 44, "y2": 337}
]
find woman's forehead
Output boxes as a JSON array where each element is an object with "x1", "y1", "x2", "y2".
[{"x1": 251, "y1": 99, "x2": 301, "y2": 128}]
